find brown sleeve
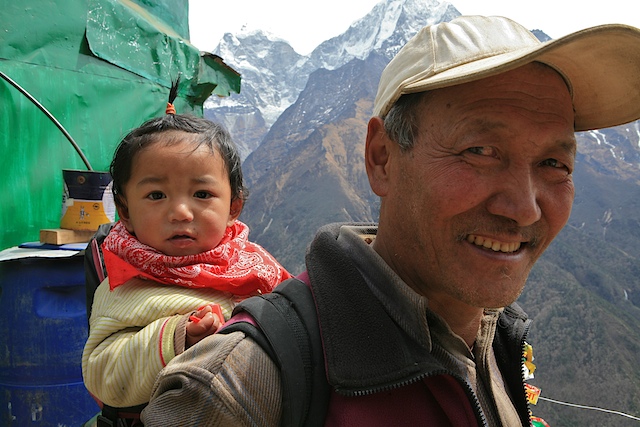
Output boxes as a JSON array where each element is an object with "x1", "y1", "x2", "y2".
[
  {"x1": 172, "y1": 313, "x2": 189, "y2": 355},
  {"x1": 142, "y1": 331, "x2": 282, "y2": 427}
]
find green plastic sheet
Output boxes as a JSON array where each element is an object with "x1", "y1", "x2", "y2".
[{"x1": 0, "y1": 0, "x2": 241, "y2": 250}]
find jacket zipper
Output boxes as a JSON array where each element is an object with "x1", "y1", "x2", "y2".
[{"x1": 518, "y1": 320, "x2": 533, "y2": 427}]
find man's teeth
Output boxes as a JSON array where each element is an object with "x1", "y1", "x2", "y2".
[{"x1": 466, "y1": 235, "x2": 521, "y2": 253}]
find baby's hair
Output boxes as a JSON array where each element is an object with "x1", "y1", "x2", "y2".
[{"x1": 110, "y1": 77, "x2": 246, "y2": 210}]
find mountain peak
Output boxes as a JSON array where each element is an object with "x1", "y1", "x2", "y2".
[
  {"x1": 208, "y1": 0, "x2": 460, "y2": 159},
  {"x1": 235, "y1": 26, "x2": 290, "y2": 45},
  {"x1": 308, "y1": 0, "x2": 458, "y2": 68}
]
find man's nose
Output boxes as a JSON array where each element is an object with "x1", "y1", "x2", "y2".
[{"x1": 485, "y1": 170, "x2": 542, "y2": 227}]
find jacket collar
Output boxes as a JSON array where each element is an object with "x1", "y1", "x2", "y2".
[{"x1": 306, "y1": 223, "x2": 442, "y2": 395}]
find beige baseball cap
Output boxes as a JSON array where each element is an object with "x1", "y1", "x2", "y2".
[{"x1": 374, "y1": 15, "x2": 640, "y2": 131}]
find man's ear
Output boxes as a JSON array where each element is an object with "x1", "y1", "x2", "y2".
[
  {"x1": 227, "y1": 197, "x2": 244, "y2": 226},
  {"x1": 365, "y1": 116, "x2": 393, "y2": 197}
]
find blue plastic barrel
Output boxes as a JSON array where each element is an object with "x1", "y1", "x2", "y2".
[{"x1": 0, "y1": 251, "x2": 99, "y2": 426}]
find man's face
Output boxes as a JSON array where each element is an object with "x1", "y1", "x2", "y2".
[{"x1": 370, "y1": 63, "x2": 576, "y2": 311}]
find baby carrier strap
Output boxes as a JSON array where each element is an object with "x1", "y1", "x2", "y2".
[
  {"x1": 84, "y1": 221, "x2": 115, "y2": 322},
  {"x1": 94, "y1": 403, "x2": 146, "y2": 427},
  {"x1": 83, "y1": 222, "x2": 147, "y2": 427},
  {"x1": 218, "y1": 275, "x2": 331, "y2": 427}
]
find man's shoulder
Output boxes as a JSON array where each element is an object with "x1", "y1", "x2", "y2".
[
  {"x1": 169, "y1": 330, "x2": 271, "y2": 375},
  {"x1": 219, "y1": 277, "x2": 319, "y2": 368},
  {"x1": 143, "y1": 331, "x2": 282, "y2": 427}
]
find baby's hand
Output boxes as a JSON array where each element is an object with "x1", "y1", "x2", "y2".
[{"x1": 185, "y1": 304, "x2": 225, "y2": 348}]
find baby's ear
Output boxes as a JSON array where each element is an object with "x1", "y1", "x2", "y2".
[
  {"x1": 116, "y1": 203, "x2": 134, "y2": 232},
  {"x1": 228, "y1": 197, "x2": 244, "y2": 225}
]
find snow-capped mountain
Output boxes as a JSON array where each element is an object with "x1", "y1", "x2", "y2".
[
  {"x1": 205, "y1": 29, "x2": 308, "y2": 159},
  {"x1": 205, "y1": 0, "x2": 459, "y2": 159},
  {"x1": 305, "y1": 0, "x2": 455, "y2": 69}
]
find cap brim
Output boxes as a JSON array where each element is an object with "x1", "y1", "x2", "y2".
[{"x1": 401, "y1": 24, "x2": 640, "y2": 131}]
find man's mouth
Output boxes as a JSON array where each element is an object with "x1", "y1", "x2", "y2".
[{"x1": 466, "y1": 234, "x2": 522, "y2": 253}]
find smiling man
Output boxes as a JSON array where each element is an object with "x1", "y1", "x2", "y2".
[
  {"x1": 368, "y1": 62, "x2": 577, "y2": 347},
  {"x1": 142, "y1": 15, "x2": 640, "y2": 427}
]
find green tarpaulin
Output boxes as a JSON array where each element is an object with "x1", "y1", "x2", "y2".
[{"x1": 0, "y1": 0, "x2": 241, "y2": 250}]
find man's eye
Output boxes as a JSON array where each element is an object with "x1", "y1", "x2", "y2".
[
  {"x1": 466, "y1": 146, "x2": 496, "y2": 156},
  {"x1": 147, "y1": 192, "x2": 164, "y2": 200},
  {"x1": 541, "y1": 158, "x2": 564, "y2": 169},
  {"x1": 194, "y1": 191, "x2": 212, "y2": 199}
]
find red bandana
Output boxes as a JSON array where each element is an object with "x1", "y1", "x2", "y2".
[{"x1": 102, "y1": 221, "x2": 291, "y2": 296}]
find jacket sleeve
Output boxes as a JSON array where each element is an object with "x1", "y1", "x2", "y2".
[
  {"x1": 81, "y1": 277, "x2": 235, "y2": 407},
  {"x1": 141, "y1": 331, "x2": 282, "y2": 427}
]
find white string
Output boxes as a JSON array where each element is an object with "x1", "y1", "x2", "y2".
[{"x1": 538, "y1": 396, "x2": 640, "y2": 421}]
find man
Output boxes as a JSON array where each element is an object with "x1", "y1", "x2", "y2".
[{"x1": 141, "y1": 15, "x2": 640, "y2": 426}]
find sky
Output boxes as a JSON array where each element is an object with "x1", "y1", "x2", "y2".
[{"x1": 188, "y1": 0, "x2": 640, "y2": 55}]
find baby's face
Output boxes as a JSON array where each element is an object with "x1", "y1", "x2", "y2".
[{"x1": 118, "y1": 136, "x2": 240, "y2": 256}]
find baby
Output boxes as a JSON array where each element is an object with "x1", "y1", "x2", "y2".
[{"x1": 82, "y1": 83, "x2": 291, "y2": 410}]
